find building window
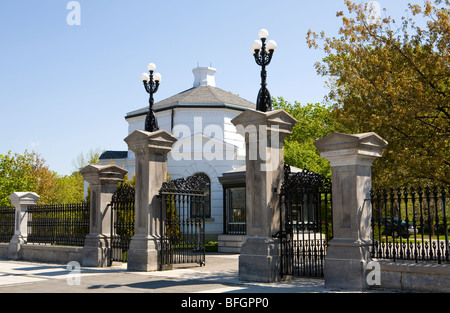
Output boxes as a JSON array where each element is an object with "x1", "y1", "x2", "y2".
[
  {"x1": 191, "y1": 173, "x2": 211, "y2": 218},
  {"x1": 225, "y1": 187, "x2": 246, "y2": 235}
]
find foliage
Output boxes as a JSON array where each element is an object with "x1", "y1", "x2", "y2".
[
  {"x1": 116, "y1": 174, "x2": 136, "y2": 189},
  {"x1": 273, "y1": 97, "x2": 344, "y2": 179},
  {"x1": 205, "y1": 241, "x2": 218, "y2": 252},
  {"x1": 72, "y1": 147, "x2": 102, "y2": 172},
  {"x1": 307, "y1": 0, "x2": 450, "y2": 186},
  {"x1": 0, "y1": 151, "x2": 36, "y2": 206},
  {"x1": 0, "y1": 151, "x2": 56, "y2": 205},
  {"x1": 0, "y1": 151, "x2": 85, "y2": 206},
  {"x1": 164, "y1": 173, "x2": 181, "y2": 240},
  {"x1": 55, "y1": 172, "x2": 85, "y2": 204}
]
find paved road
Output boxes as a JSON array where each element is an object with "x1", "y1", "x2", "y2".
[{"x1": 0, "y1": 253, "x2": 375, "y2": 294}]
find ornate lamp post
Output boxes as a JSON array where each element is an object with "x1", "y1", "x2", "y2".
[
  {"x1": 252, "y1": 29, "x2": 277, "y2": 112},
  {"x1": 141, "y1": 63, "x2": 162, "y2": 132}
]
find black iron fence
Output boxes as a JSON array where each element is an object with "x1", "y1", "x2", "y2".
[
  {"x1": 278, "y1": 166, "x2": 333, "y2": 278},
  {"x1": 159, "y1": 174, "x2": 209, "y2": 269},
  {"x1": 110, "y1": 184, "x2": 135, "y2": 263},
  {"x1": 0, "y1": 206, "x2": 15, "y2": 243},
  {"x1": 27, "y1": 202, "x2": 90, "y2": 246},
  {"x1": 370, "y1": 186, "x2": 449, "y2": 264},
  {"x1": 225, "y1": 215, "x2": 246, "y2": 235}
]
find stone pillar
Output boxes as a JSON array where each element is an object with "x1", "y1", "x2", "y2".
[
  {"x1": 80, "y1": 164, "x2": 128, "y2": 267},
  {"x1": 8, "y1": 192, "x2": 40, "y2": 260},
  {"x1": 314, "y1": 132, "x2": 387, "y2": 290},
  {"x1": 232, "y1": 109, "x2": 297, "y2": 282},
  {"x1": 124, "y1": 129, "x2": 178, "y2": 271}
]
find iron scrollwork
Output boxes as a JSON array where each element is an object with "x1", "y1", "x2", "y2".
[
  {"x1": 111, "y1": 183, "x2": 135, "y2": 204},
  {"x1": 143, "y1": 70, "x2": 160, "y2": 132},
  {"x1": 253, "y1": 37, "x2": 275, "y2": 112},
  {"x1": 160, "y1": 173, "x2": 209, "y2": 195},
  {"x1": 281, "y1": 165, "x2": 332, "y2": 194}
]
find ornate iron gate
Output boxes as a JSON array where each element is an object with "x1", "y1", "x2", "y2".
[
  {"x1": 278, "y1": 165, "x2": 333, "y2": 278},
  {"x1": 110, "y1": 184, "x2": 135, "y2": 263},
  {"x1": 159, "y1": 173, "x2": 209, "y2": 270}
]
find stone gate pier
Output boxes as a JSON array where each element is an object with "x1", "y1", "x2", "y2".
[
  {"x1": 124, "y1": 129, "x2": 178, "y2": 271},
  {"x1": 314, "y1": 132, "x2": 388, "y2": 290},
  {"x1": 232, "y1": 109, "x2": 297, "y2": 283}
]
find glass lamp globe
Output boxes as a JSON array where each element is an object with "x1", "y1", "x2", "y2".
[
  {"x1": 153, "y1": 73, "x2": 162, "y2": 83},
  {"x1": 258, "y1": 29, "x2": 269, "y2": 40},
  {"x1": 252, "y1": 40, "x2": 263, "y2": 53},
  {"x1": 141, "y1": 73, "x2": 150, "y2": 82},
  {"x1": 266, "y1": 40, "x2": 277, "y2": 51},
  {"x1": 147, "y1": 63, "x2": 156, "y2": 72}
]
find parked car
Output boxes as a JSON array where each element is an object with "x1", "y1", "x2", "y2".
[{"x1": 380, "y1": 217, "x2": 416, "y2": 238}]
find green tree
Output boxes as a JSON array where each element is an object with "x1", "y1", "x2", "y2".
[
  {"x1": 72, "y1": 147, "x2": 102, "y2": 172},
  {"x1": 54, "y1": 172, "x2": 85, "y2": 203},
  {"x1": 0, "y1": 151, "x2": 33, "y2": 206},
  {"x1": 0, "y1": 151, "x2": 56, "y2": 205},
  {"x1": 307, "y1": 0, "x2": 450, "y2": 186},
  {"x1": 0, "y1": 151, "x2": 86, "y2": 206},
  {"x1": 274, "y1": 97, "x2": 343, "y2": 179}
]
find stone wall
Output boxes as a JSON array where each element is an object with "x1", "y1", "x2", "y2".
[
  {"x1": 218, "y1": 234, "x2": 245, "y2": 253},
  {"x1": 0, "y1": 243, "x2": 83, "y2": 264},
  {"x1": 0, "y1": 243, "x2": 8, "y2": 258},
  {"x1": 22, "y1": 245, "x2": 82, "y2": 264},
  {"x1": 372, "y1": 260, "x2": 450, "y2": 293}
]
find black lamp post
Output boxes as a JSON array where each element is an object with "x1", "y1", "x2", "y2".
[
  {"x1": 141, "y1": 63, "x2": 162, "y2": 132},
  {"x1": 252, "y1": 29, "x2": 277, "y2": 112}
]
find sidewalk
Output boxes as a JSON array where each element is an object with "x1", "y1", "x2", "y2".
[{"x1": 0, "y1": 253, "x2": 371, "y2": 293}]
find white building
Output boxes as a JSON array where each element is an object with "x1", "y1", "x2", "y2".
[{"x1": 99, "y1": 67, "x2": 254, "y2": 248}]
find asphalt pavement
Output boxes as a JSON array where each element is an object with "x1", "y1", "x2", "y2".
[{"x1": 0, "y1": 253, "x2": 377, "y2": 294}]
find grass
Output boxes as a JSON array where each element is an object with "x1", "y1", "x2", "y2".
[{"x1": 205, "y1": 241, "x2": 218, "y2": 252}]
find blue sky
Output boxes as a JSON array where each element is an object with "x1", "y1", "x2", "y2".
[{"x1": 0, "y1": 0, "x2": 420, "y2": 175}]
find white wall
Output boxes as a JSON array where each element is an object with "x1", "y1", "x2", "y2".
[{"x1": 124, "y1": 107, "x2": 246, "y2": 236}]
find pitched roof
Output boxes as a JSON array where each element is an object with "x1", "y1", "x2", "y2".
[
  {"x1": 126, "y1": 85, "x2": 255, "y2": 119},
  {"x1": 99, "y1": 151, "x2": 128, "y2": 160}
]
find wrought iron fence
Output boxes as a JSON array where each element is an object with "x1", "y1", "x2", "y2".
[
  {"x1": 225, "y1": 216, "x2": 246, "y2": 235},
  {"x1": 159, "y1": 174, "x2": 209, "y2": 269},
  {"x1": 371, "y1": 186, "x2": 449, "y2": 264},
  {"x1": 278, "y1": 166, "x2": 333, "y2": 278},
  {"x1": 27, "y1": 202, "x2": 89, "y2": 246},
  {"x1": 110, "y1": 184, "x2": 135, "y2": 263},
  {"x1": 0, "y1": 206, "x2": 15, "y2": 243}
]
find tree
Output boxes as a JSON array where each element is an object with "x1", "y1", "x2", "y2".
[
  {"x1": 273, "y1": 97, "x2": 344, "y2": 179},
  {"x1": 54, "y1": 172, "x2": 85, "y2": 204},
  {"x1": 72, "y1": 147, "x2": 103, "y2": 172},
  {"x1": 0, "y1": 151, "x2": 58, "y2": 205},
  {"x1": 307, "y1": 0, "x2": 450, "y2": 186},
  {"x1": 0, "y1": 151, "x2": 85, "y2": 206},
  {"x1": 0, "y1": 151, "x2": 35, "y2": 206}
]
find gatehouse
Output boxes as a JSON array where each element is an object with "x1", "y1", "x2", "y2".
[{"x1": 1, "y1": 65, "x2": 449, "y2": 292}]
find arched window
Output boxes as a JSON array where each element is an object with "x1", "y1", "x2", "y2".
[{"x1": 191, "y1": 173, "x2": 211, "y2": 218}]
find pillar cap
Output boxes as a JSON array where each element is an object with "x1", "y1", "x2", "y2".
[
  {"x1": 9, "y1": 192, "x2": 40, "y2": 207},
  {"x1": 124, "y1": 129, "x2": 178, "y2": 155},
  {"x1": 80, "y1": 164, "x2": 128, "y2": 185},
  {"x1": 314, "y1": 132, "x2": 388, "y2": 166},
  {"x1": 231, "y1": 109, "x2": 297, "y2": 137}
]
